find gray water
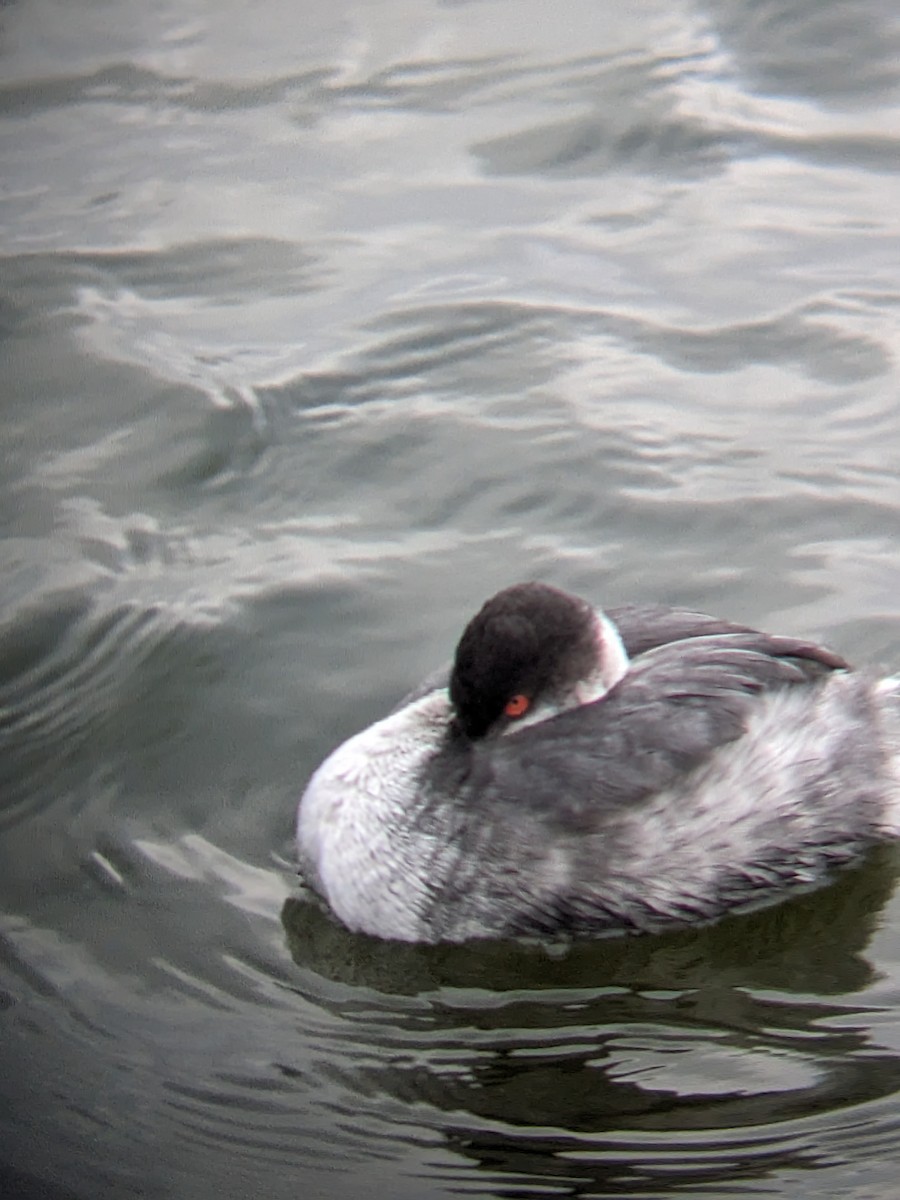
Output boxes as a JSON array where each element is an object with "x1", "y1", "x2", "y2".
[{"x1": 4, "y1": 1, "x2": 900, "y2": 1197}]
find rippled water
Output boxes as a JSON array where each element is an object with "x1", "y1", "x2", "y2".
[{"x1": 4, "y1": 1, "x2": 900, "y2": 1197}]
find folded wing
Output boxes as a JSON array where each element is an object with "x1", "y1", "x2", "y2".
[{"x1": 466, "y1": 628, "x2": 847, "y2": 821}]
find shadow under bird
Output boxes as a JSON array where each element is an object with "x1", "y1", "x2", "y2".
[{"x1": 297, "y1": 582, "x2": 900, "y2": 943}]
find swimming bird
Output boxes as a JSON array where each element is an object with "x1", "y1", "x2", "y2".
[{"x1": 297, "y1": 582, "x2": 900, "y2": 943}]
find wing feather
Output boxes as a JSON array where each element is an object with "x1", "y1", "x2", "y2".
[{"x1": 463, "y1": 631, "x2": 847, "y2": 820}]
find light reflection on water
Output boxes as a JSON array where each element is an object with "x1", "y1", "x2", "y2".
[{"x1": 4, "y1": 0, "x2": 900, "y2": 1197}]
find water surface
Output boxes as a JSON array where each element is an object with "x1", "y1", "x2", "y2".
[{"x1": 4, "y1": 1, "x2": 900, "y2": 1197}]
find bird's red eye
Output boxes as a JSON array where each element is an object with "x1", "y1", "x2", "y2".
[{"x1": 504, "y1": 694, "x2": 531, "y2": 718}]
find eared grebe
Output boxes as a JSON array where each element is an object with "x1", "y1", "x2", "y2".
[{"x1": 297, "y1": 583, "x2": 900, "y2": 943}]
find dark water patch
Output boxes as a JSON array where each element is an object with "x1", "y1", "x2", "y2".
[
  {"x1": 475, "y1": 112, "x2": 733, "y2": 179},
  {"x1": 0, "y1": 586, "x2": 93, "y2": 686},
  {"x1": 3, "y1": 375, "x2": 272, "y2": 525},
  {"x1": 151, "y1": 396, "x2": 272, "y2": 492},
  {"x1": 762, "y1": 130, "x2": 900, "y2": 176},
  {"x1": 0, "y1": 238, "x2": 324, "y2": 313},
  {"x1": 708, "y1": 0, "x2": 900, "y2": 104},
  {"x1": 604, "y1": 308, "x2": 890, "y2": 384},
  {"x1": 0, "y1": 1164, "x2": 86, "y2": 1200},
  {"x1": 829, "y1": 616, "x2": 900, "y2": 669},
  {"x1": 0, "y1": 61, "x2": 333, "y2": 117},
  {"x1": 0, "y1": 586, "x2": 225, "y2": 828}
]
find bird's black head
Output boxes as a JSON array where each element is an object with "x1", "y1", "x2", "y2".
[{"x1": 449, "y1": 582, "x2": 600, "y2": 739}]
